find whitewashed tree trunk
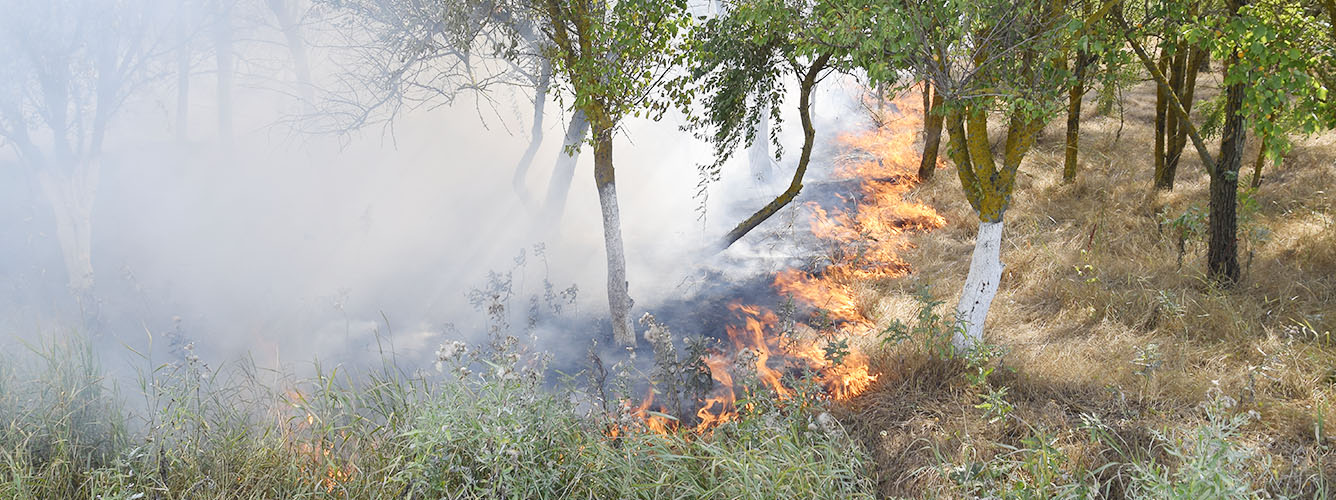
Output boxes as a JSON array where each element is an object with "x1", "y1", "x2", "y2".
[
  {"x1": 592, "y1": 128, "x2": 635, "y2": 346},
  {"x1": 747, "y1": 109, "x2": 773, "y2": 185},
  {"x1": 598, "y1": 181, "x2": 635, "y2": 346},
  {"x1": 35, "y1": 162, "x2": 100, "y2": 295},
  {"x1": 953, "y1": 220, "x2": 1004, "y2": 351}
]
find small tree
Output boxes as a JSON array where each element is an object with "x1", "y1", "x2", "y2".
[
  {"x1": 536, "y1": 0, "x2": 691, "y2": 345},
  {"x1": 323, "y1": 0, "x2": 691, "y2": 345},
  {"x1": 855, "y1": 0, "x2": 1090, "y2": 349},
  {"x1": 681, "y1": 0, "x2": 839, "y2": 252},
  {"x1": 0, "y1": 0, "x2": 170, "y2": 307}
]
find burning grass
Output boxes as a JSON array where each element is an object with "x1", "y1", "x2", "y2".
[{"x1": 609, "y1": 90, "x2": 949, "y2": 439}]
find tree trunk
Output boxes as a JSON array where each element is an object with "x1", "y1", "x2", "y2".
[
  {"x1": 1153, "y1": 45, "x2": 1171, "y2": 189},
  {"x1": 715, "y1": 52, "x2": 830, "y2": 251},
  {"x1": 747, "y1": 100, "x2": 773, "y2": 185},
  {"x1": 941, "y1": 106, "x2": 1034, "y2": 350},
  {"x1": 919, "y1": 84, "x2": 945, "y2": 181},
  {"x1": 1165, "y1": 47, "x2": 1206, "y2": 185},
  {"x1": 1063, "y1": 51, "x2": 1088, "y2": 183},
  {"x1": 35, "y1": 164, "x2": 99, "y2": 297},
  {"x1": 1164, "y1": 45, "x2": 1185, "y2": 174},
  {"x1": 215, "y1": 0, "x2": 235, "y2": 147},
  {"x1": 1122, "y1": 24, "x2": 1216, "y2": 170},
  {"x1": 514, "y1": 66, "x2": 552, "y2": 209},
  {"x1": 176, "y1": 11, "x2": 191, "y2": 143},
  {"x1": 1095, "y1": 57, "x2": 1117, "y2": 117},
  {"x1": 1250, "y1": 130, "x2": 1268, "y2": 188},
  {"x1": 1208, "y1": 0, "x2": 1248, "y2": 285},
  {"x1": 592, "y1": 123, "x2": 635, "y2": 346},
  {"x1": 539, "y1": 109, "x2": 589, "y2": 229},
  {"x1": 953, "y1": 220, "x2": 1004, "y2": 351},
  {"x1": 266, "y1": 0, "x2": 314, "y2": 101}
]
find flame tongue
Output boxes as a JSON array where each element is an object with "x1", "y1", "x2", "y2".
[
  {"x1": 725, "y1": 303, "x2": 792, "y2": 398},
  {"x1": 694, "y1": 354, "x2": 736, "y2": 433}
]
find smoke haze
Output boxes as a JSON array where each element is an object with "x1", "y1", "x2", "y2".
[{"x1": 0, "y1": 0, "x2": 867, "y2": 377}]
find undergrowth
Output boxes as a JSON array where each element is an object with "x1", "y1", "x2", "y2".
[{"x1": 0, "y1": 324, "x2": 875, "y2": 499}]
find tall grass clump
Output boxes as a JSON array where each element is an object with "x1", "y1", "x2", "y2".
[
  {"x1": 1, "y1": 325, "x2": 877, "y2": 498},
  {"x1": 933, "y1": 390, "x2": 1282, "y2": 500},
  {"x1": 1084, "y1": 390, "x2": 1272, "y2": 500},
  {"x1": 0, "y1": 334, "x2": 129, "y2": 500}
]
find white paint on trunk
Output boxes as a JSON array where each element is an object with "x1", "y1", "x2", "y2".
[
  {"x1": 596, "y1": 181, "x2": 635, "y2": 346},
  {"x1": 953, "y1": 219, "x2": 1004, "y2": 351},
  {"x1": 35, "y1": 162, "x2": 100, "y2": 295},
  {"x1": 747, "y1": 105, "x2": 774, "y2": 185}
]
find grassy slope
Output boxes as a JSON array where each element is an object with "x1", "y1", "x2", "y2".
[{"x1": 841, "y1": 79, "x2": 1336, "y2": 498}]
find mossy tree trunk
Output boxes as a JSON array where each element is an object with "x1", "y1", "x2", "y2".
[{"x1": 919, "y1": 83, "x2": 945, "y2": 181}]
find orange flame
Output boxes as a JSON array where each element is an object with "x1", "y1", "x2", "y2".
[
  {"x1": 624, "y1": 88, "x2": 944, "y2": 436},
  {"x1": 281, "y1": 389, "x2": 357, "y2": 493},
  {"x1": 694, "y1": 354, "x2": 737, "y2": 433}
]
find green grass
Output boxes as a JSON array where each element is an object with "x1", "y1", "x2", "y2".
[{"x1": 0, "y1": 332, "x2": 876, "y2": 499}]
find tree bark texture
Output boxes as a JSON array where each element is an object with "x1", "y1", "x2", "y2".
[
  {"x1": 919, "y1": 83, "x2": 945, "y2": 181},
  {"x1": 592, "y1": 124, "x2": 636, "y2": 346},
  {"x1": 1063, "y1": 50, "x2": 1089, "y2": 183},
  {"x1": 1208, "y1": 0, "x2": 1248, "y2": 285}
]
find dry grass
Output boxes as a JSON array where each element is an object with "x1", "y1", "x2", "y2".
[{"x1": 840, "y1": 79, "x2": 1336, "y2": 498}]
